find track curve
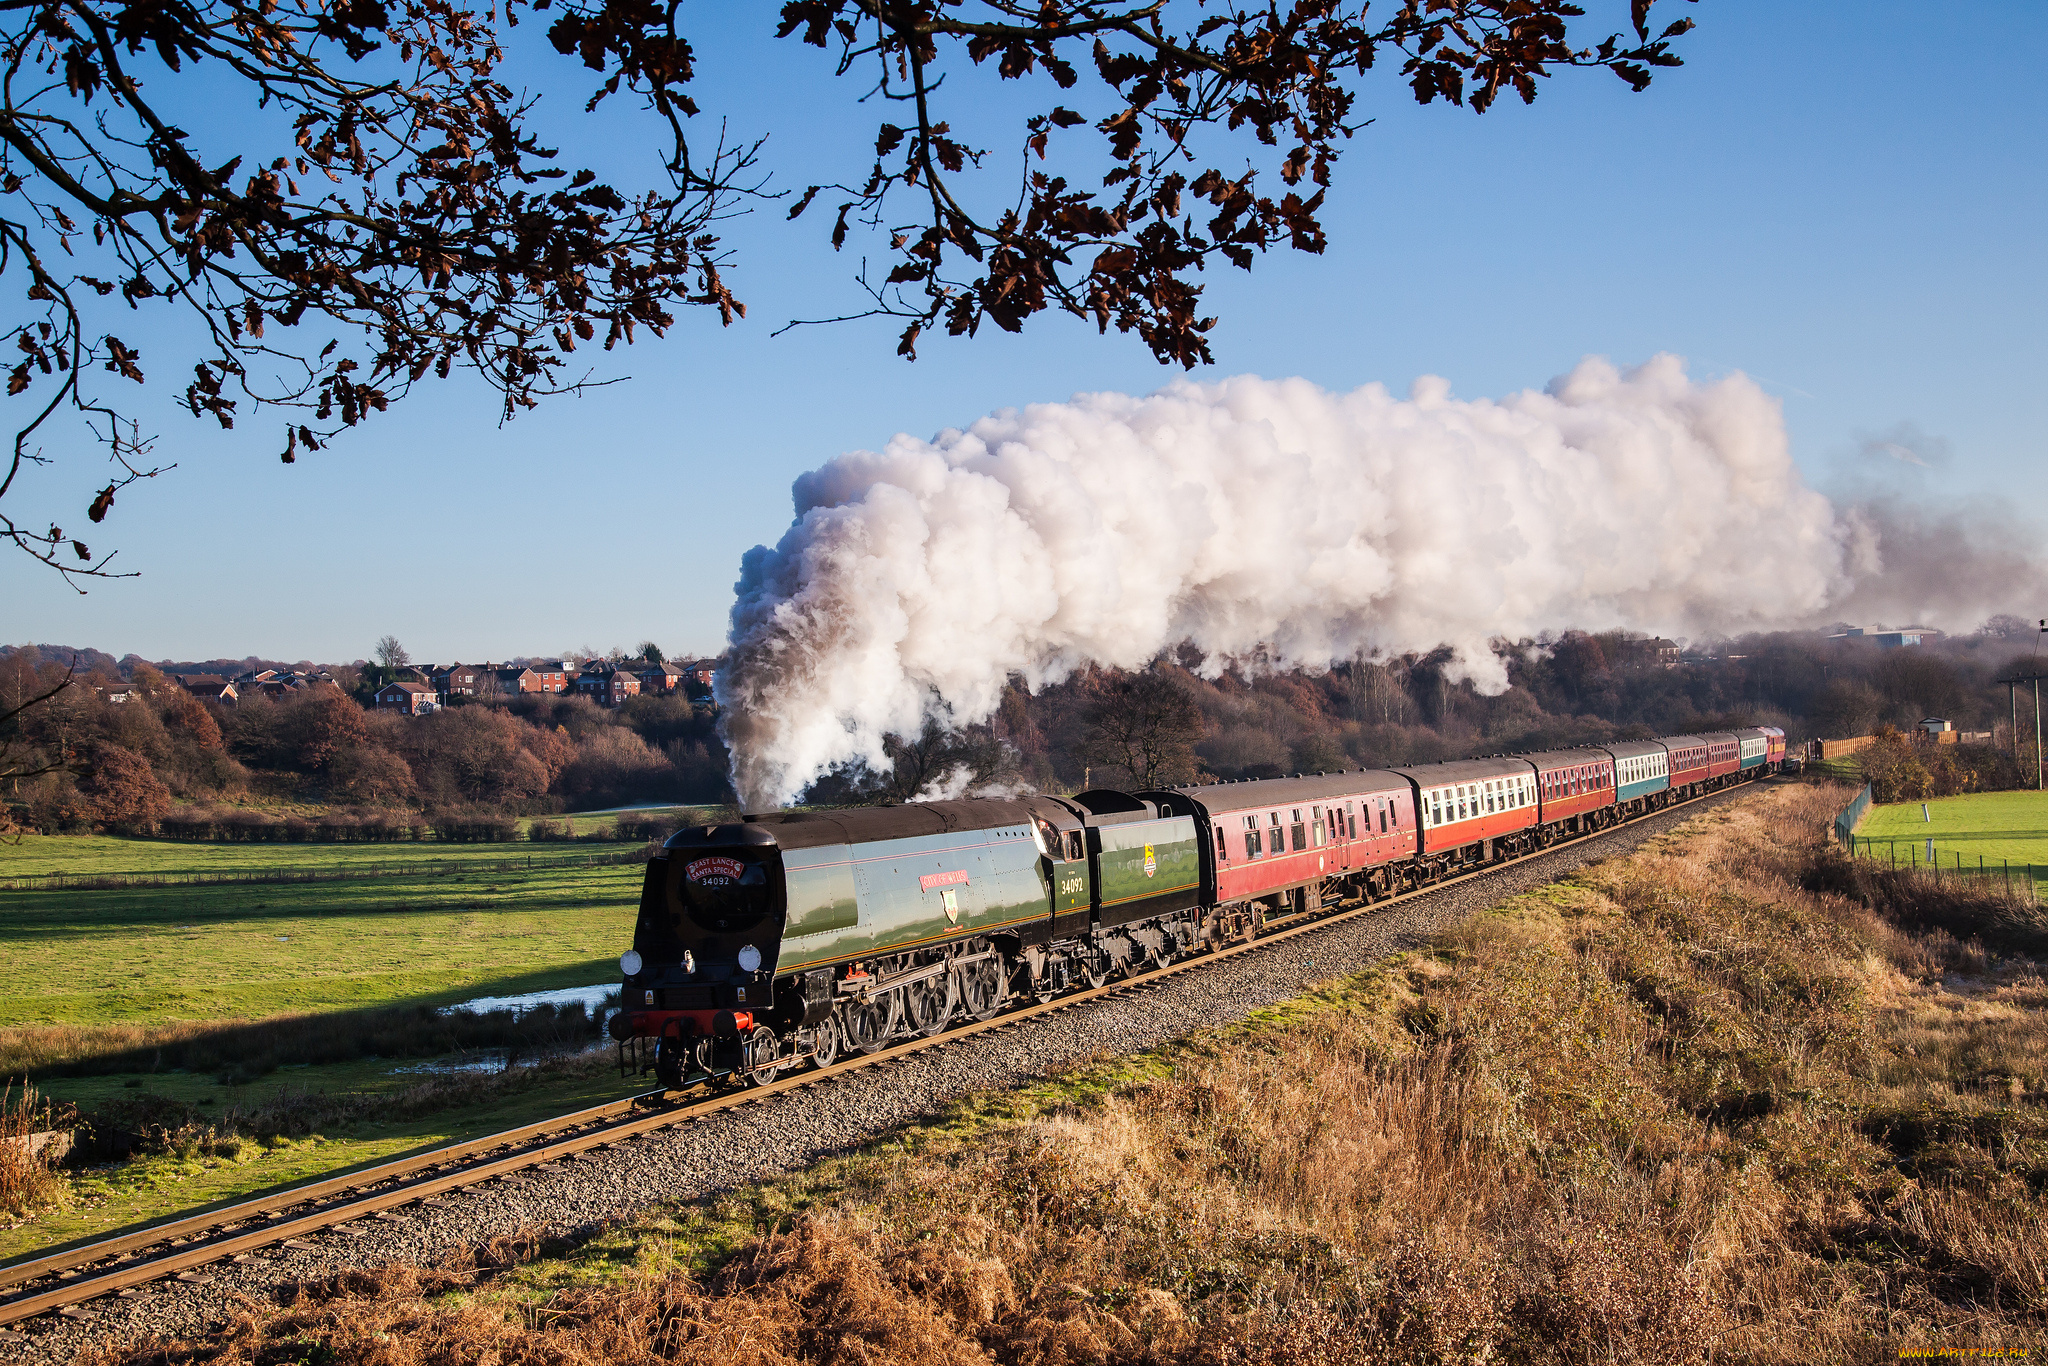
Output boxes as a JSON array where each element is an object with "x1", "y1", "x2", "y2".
[{"x1": 0, "y1": 778, "x2": 1772, "y2": 1353}]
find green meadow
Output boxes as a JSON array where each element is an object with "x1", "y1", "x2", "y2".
[
  {"x1": 1852, "y1": 789, "x2": 2048, "y2": 890},
  {"x1": 0, "y1": 842, "x2": 647, "y2": 1027},
  {"x1": 0, "y1": 831, "x2": 666, "y2": 1262}
]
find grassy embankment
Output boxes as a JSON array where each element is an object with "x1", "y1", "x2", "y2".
[
  {"x1": 91, "y1": 781, "x2": 2048, "y2": 1365},
  {"x1": 1850, "y1": 790, "x2": 2048, "y2": 894},
  {"x1": 0, "y1": 831, "x2": 658, "y2": 1263}
]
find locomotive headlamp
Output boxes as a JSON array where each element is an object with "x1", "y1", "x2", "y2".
[
  {"x1": 737, "y1": 944, "x2": 763, "y2": 973},
  {"x1": 619, "y1": 949, "x2": 643, "y2": 977}
]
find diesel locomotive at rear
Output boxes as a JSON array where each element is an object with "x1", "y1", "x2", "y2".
[{"x1": 610, "y1": 725, "x2": 1787, "y2": 1091}]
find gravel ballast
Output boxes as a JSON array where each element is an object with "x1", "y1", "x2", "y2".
[{"x1": 2, "y1": 787, "x2": 1755, "y2": 1363}]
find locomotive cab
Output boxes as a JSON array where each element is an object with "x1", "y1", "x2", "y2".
[{"x1": 611, "y1": 823, "x2": 789, "y2": 1070}]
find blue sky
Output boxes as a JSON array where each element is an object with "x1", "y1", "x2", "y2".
[{"x1": 5, "y1": 1, "x2": 2043, "y2": 665}]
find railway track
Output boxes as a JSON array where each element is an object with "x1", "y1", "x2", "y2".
[{"x1": 0, "y1": 779, "x2": 1763, "y2": 1333}]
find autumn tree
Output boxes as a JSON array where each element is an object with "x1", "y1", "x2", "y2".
[
  {"x1": 0, "y1": 0, "x2": 1697, "y2": 584},
  {"x1": 1077, "y1": 669, "x2": 1203, "y2": 788},
  {"x1": 74, "y1": 741, "x2": 172, "y2": 827}
]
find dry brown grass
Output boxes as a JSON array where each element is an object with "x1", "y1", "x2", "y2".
[
  {"x1": 0, "y1": 1081, "x2": 67, "y2": 1219},
  {"x1": 89, "y1": 782, "x2": 2048, "y2": 1365}
]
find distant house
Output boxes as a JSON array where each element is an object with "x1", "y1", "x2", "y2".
[
  {"x1": 1873, "y1": 631, "x2": 1924, "y2": 650},
  {"x1": 490, "y1": 666, "x2": 541, "y2": 695},
  {"x1": 374, "y1": 681, "x2": 437, "y2": 715},
  {"x1": 434, "y1": 663, "x2": 487, "y2": 699},
  {"x1": 232, "y1": 667, "x2": 338, "y2": 698},
  {"x1": 176, "y1": 675, "x2": 238, "y2": 706},
  {"x1": 575, "y1": 661, "x2": 641, "y2": 707},
  {"x1": 629, "y1": 659, "x2": 685, "y2": 695},
  {"x1": 525, "y1": 661, "x2": 574, "y2": 693},
  {"x1": 676, "y1": 658, "x2": 718, "y2": 692}
]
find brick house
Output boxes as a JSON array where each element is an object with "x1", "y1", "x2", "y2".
[
  {"x1": 523, "y1": 660, "x2": 574, "y2": 693},
  {"x1": 176, "y1": 675, "x2": 238, "y2": 706},
  {"x1": 433, "y1": 663, "x2": 487, "y2": 699},
  {"x1": 632, "y1": 659, "x2": 685, "y2": 696},
  {"x1": 490, "y1": 666, "x2": 542, "y2": 694},
  {"x1": 575, "y1": 661, "x2": 641, "y2": 707},
  {"x1": 374, "y1": 681, "x2": 438, "y2": 715},
  {"x1": 676, "y1": 659, "x2": 718, "y2": 697}
]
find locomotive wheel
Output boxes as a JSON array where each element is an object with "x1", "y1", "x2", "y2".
[
  {"x1": 839, "y1": 998, "x2": 889, "y2": 1055},
  {"x1": 904, "y1": 975, "x2": 954, "y2": 1037},
  {"x1": 741, "y1": 1026, "x2": 782, "y2": 1088},
  {"x1": 654, "y1": 1039, "x2": 687, "y2": 1090},
  {"x1": 1083, "y1": 949, "x2": 1112, "y2": 990},
  {"x1": 956, "y1": 958, "x2": 1007, "y2": 1021},
  {"x1": 806, "y1": 1017, "x2": 842, "y2": 1071}
]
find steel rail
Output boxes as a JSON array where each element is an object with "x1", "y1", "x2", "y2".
[{"x1": 0, "y1": 779, "x2": 1761, "y2": 1329}]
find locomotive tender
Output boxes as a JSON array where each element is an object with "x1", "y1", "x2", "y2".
[{"x1": 611, "y1": 726, "x2": 1786, "y2": 1089}]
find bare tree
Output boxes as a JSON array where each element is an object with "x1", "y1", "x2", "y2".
[
  {"x1": 880, "y1": 718, "x2": 1016, "y2": 802},
  {"x1": 1077, "y1": 669, "x2": 1202, "y2": 788},
  {"x1": 374, "y1": 636, "x2": 411, "y2": 671}
]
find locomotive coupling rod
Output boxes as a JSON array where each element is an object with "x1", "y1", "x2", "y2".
[{"x1": 862, "y1": 958, "x2": 952, "y2": 996}]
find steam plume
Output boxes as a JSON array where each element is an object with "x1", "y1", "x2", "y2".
[{"x1": 715, "y1": 355, "x2": 1998, "y2": 808}]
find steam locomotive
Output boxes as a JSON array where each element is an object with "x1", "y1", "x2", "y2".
[{"x1": 609, "y1": 726, "x2": 1787, "y2": 1089}]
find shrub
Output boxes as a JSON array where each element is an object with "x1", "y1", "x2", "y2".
[
  {"x1": 616, "y1": 816, "x2": 681, "y2": 843},
  {"x1": 430, "y1": 809, "x2": 517, "y2": 843}
]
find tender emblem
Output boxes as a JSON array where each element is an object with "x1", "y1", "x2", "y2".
[{"x1": 1142, "y1": 843, "x2": 1157, "y2": 878}]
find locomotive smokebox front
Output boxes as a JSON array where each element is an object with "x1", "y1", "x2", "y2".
[{"x1": 614, "y1": 823, "x2": 789, "y2": 1052}]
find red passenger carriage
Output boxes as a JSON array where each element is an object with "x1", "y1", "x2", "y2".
[
  {"x1": 1700, "y1": 732, "x2": 1742, "y2": 781},
  {"x1": 1663, "y1": 735, "x2": 1711, "y2": 792},
  {"x1": 1523, "y1": 748, "x2": 1618, "y2": 832}
]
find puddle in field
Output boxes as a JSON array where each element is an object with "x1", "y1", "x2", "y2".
[
  {"x1": 389, "y1": 1054, "x2": 514, "y2": 1076},
  {"x1": 440, "y1": 982, "x2": 617, "y2": 1019},
  {"x1": 389, "y1": 1039, "x2": 618, "y2": 1078}
]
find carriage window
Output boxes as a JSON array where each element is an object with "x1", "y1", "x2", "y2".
[
  {"x1": 1379, "y1": 802, "x2": 1389, "y2": 833},
  {"x1": 1215, "y1": 824, "x2": 1228, "y2": 860},
  {"x1": 1243, "y1": 815, "x2": 1262, "y2": 858}
]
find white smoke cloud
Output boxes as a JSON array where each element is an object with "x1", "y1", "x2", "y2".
[{"x1": 717, "y1": 354, "x2": 1890, "y2": 808}]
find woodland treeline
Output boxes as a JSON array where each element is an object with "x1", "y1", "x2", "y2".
[
  {"x1": 785, "y1": 621, "x2": 2048, "y2": 801},
  {"x1": 0, "y1": 648, "x2": 725, "y2": 836},
  {"x1": 3, "y1": 621, "x2": 2042, "y2": 835}
]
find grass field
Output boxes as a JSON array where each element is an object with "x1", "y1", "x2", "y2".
[
  {"x1": 0, "y1": 830, "x2": 669, "y2": 1261},
  {"x1": 1853, "y1": 789, "x2": 2048, "y2": 890},
  {"x1": 0, "y1": 852, "x2": 645, "y2": 1026},
  {"x1": 0, "y1": 1056, "x2": 649, "y2": 1266}
]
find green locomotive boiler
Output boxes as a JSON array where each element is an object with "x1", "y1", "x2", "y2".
[{"x1": 609, "y1": 793, "x2": 1214, "y2": 1089}]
